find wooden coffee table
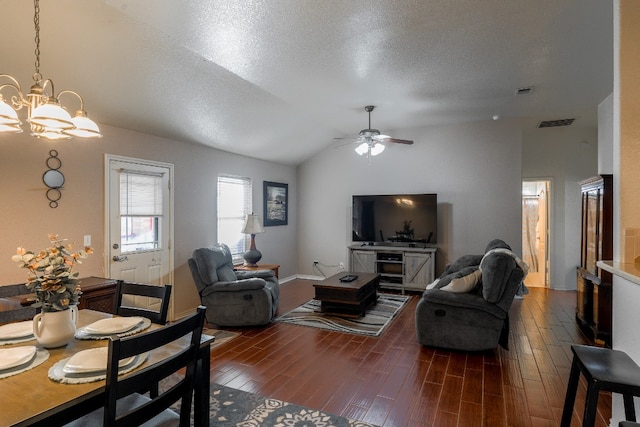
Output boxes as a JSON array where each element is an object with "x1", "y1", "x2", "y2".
[{"x1": 313, "y1": 272, "x2": 380, "y2": 318}]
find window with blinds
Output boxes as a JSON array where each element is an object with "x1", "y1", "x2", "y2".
[
  {"x1": 120, "y1": 170, "x2": 163, "y2": 253},
  {"x1": 217, "y1": 175, "x2": 251, "y2": 260}
]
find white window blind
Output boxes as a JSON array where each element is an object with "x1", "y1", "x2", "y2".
[
  {"x1": 217, "y1": 175, "x2": 251, "y2": 260},
  {"x1": 120, "y1": 170, "x2": 163, "y2": 216},
  {"x1": 119, "y1": 169, "x2": 164, "y2": 252}
]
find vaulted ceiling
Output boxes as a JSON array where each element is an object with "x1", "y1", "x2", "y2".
[{"x1": 1, "y1": 0, "x2": 613, "y2": 165}]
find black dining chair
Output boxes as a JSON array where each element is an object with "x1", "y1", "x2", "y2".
[
  {"x1": 65, "y1": 306, "x2": 206, "y2": 427},
  {"x1": 0, "y1": 283, "x2": 37, "y2": 324},
  {"x1": 113, "y1": 281, "x2": 172, "y2": 325}
]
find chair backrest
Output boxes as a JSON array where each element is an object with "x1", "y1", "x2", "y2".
[
  {"x1": 113, "y1": 281, "x2": 172, "y2": 324},
  {"x1": 0, "y1": 283, "x2": 37, "y2": 324},
  {"x1": 189, "y1": 244, "x2": 238, "y2": 290},
  {"x1": 102, "y1": 306, "x2": 206, "y2": 427}
]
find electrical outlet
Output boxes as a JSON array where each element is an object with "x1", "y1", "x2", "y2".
[{"x1": 339, "y1": 262, "x2": 344, "y2": 270}]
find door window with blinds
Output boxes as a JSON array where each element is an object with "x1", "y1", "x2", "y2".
[
  {"x1": 217, "y1": 175, "x2": 251, "y2": 260},
  {"x1": 120, "y1": 170, "x2": 164, "y2": 253}
]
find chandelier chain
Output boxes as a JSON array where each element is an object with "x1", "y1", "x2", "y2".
[
  {"x1": 33, "y1": 0, "x2": 41, "y2": 83},
  {"x1": 0, "y1": 0, "x2": 102, "y2": 138}
]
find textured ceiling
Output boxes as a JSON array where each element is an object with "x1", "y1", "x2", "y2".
[{"x1": 1, "y1": 0, "x2": 613, "y2": 165}]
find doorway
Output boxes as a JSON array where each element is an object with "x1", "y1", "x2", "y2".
[
  {"x1": 105, "y1": 155, "x2": 174, "y2": 318},
  {"x1": 522, "y1": 180, "x2": 550, "y2": 288}
]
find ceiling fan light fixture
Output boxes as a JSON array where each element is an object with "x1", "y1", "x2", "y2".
[
  {"x1": 341, "y1": 105, "x2": 413, "y2": 162},
  {"x1": 355, "y1": 142, "x2": 369, "y2": 155},
  {"x1": 370, "y1": 142, "x2": 385, "y2": 156}
]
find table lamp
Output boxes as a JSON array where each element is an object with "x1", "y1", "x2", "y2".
[{"x1": 241, "y1": 213, "x2": 265, "y2": 266}]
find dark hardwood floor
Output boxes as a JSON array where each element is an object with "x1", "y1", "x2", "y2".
[{"x1": 207, "y1": 279, "x2": 611, "y2": 427}]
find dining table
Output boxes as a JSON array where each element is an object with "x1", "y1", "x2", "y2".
[{"x1": 0, "y1": 309, "x2": 214, "y2": 427}]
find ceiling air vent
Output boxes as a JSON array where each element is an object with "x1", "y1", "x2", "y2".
[
  {"x1": 515, "y1": 86, "x2": 534, "y2": 95},
  {"x1": 537, "y1": 118, "x2": 575, "y2": 128}
]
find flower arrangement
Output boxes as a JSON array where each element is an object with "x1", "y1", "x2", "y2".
[{"x1": 11, "y1": 234, "x2": 93, "y2": 312}]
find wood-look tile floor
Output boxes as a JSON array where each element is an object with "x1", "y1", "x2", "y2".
[{"x1": 207, "y1": 279, "x2": 610, "y2": 427}]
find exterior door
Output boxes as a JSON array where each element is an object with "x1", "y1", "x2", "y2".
[{"x1": 105, "y1": 155, "x2": 174, "y2": 317}]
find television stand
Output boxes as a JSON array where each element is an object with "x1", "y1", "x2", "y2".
[{"x1": 348, "y1": 245, "x2": 436, "y2": 293}]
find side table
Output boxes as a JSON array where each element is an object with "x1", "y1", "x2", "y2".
[{"x1": 234, "y1": 263, "x2": 280, "y2": 279}]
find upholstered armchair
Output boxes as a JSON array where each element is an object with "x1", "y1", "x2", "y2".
[
  {"x1": 415, "y1": 239, "x2": 527, "y2": 351},
  {"x1": 188, "y1": 244, "x2": 280, "y2": 327}
]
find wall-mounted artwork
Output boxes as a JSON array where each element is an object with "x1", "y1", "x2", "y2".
[{"x1": 263, "y1": 181, "x2": 288, "y2": 226}]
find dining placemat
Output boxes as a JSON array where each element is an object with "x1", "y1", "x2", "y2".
[
  {"x1": 0, "y1": 349, "x2": 49, "y2": 379},
  {"x1": 74, "y1": 317, "x2": 152, "y2": 340},
  {"x1": 48, "y1": 351, "x2": 149, "y2": 384},
  {"x1": 0, "y1": 320, "x2": 35, "y2": 346},
  {"x1": 0, "y1": 335, "x2": 35, "y2": 346}
]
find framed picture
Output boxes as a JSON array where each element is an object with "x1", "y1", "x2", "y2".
[{"x1": 263, "y1": 181, "x2": 288, "y2": 226}]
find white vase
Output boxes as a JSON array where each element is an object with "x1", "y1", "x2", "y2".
[{"x1": 33, "y1": 306, "x2": 78, "y2": 348}]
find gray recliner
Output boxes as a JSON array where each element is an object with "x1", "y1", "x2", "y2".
[
  {"x1": 188, "y1": 244, "x2": 280, "y2": 327},
  {"x1": 415, "y1": 239, "x2": 526, "y2": 351}
]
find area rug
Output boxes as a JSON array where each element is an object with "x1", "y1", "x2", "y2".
[
  {"x1": 208, "y1": 383, "x2": 378, "y2": 427},
  {"x1": 274, "y1": 293, "x2": 410, "y2": 337},
  {"x1": 159, "y1": 377, "x2": 379, "y2": 427},
  {"x1": 203, "y1": 328, "x2": 241, "y2": 350}
]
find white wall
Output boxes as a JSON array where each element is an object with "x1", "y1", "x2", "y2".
[
  {"x1": 522, "y1": 125, "x2": 598, "y2": 290},
  {"x1": 612, "y1": 276, "x2": 640, "y2": 424},
  {"x1": 297, "y1": 119, "x2": 523, "y2": 278},
  {"x1": 598, "y1": 93, "x2": 614, "y2": 175},
  {"x1": 0, "y1": 123, "x2": 297, "y2": 318}
]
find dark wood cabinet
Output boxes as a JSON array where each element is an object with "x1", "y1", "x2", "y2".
[
  {"x1": 576, "y1": 175, "x2": 613, "y2": 347},
  {"x1": 77, "y1": 277, "x2": 118, "y2": 314},
  {"x1": 8, "y1": 276, "x2": 118, "y2": 315}
]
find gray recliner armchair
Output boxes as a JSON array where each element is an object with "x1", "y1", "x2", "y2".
[
  {"x1": 188, "y1": 244, "x2": 280, "y2": 327},
  {"x1": 415, "y1": 239, "x2": 527, "y2": 351}
]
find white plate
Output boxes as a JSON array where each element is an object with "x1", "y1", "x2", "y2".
[
  {"x1": 0, "y1": 346, "x2": 36, "y2": 370},
  {"x1": 83, "y1": 317, "x2": 144, "y2": 334},
  {"x1": 0, "y1": 321, "x2": 34, "y2": 340},
  {"x1": 63, "y1": 347, "x2": 136, "y2": 374}
]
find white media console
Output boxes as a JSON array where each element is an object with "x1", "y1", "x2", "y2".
[{"x1": 348, "y1": 244, "x2": 436, "y2": 293}]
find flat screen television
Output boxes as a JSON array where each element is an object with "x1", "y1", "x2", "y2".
[{"x1": 352, "y1": 193, "x2": 437, "y2": 245}]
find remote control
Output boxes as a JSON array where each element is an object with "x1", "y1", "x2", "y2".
[{"x1": 339, "y1": 275, "x2": 358, "y2": 282}]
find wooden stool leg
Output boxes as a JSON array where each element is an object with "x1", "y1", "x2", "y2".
[
  {"x1": 561, "y1": 355, "x2": 582, "y2": 427},
  {"x1": 583, "y1": 382, "x2": 600, "y2": 427},
  {"x1": 623, "y1": 394, "x2": 637, "y2": 422}
]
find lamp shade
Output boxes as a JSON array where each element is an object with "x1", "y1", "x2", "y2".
[
  {"x1": 0, "y1": 97, "x2": 21, "y2": 126},
  {"x1": 64, "y1": 113, "x2": 102, "y2": 138},
  {"x1": 242, "y1": 213, "x2": 265, "y2": 234},
  {"x1": 0, "y1": 123, "x2": 23, "y2": 133},
  {"x1": 29, "y1": 98, "x2": 74, "y2": 130}
]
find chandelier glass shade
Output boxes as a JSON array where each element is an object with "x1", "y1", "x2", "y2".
[{"x1": 0, "y1": 0, "x2": 101, "y2": 140}]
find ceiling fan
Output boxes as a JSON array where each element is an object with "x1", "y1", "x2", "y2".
[{"x1": 336, "y1": 105, "x2": 414, "y2": 158}]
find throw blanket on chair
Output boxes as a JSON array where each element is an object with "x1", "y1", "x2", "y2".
[{"x1": 479, "y1": 247, "x2": 529, "y2": 279}]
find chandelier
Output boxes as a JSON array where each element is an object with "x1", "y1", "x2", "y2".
[{"x1": 0, "y1": 0, "x2": 101, "y2": 140}]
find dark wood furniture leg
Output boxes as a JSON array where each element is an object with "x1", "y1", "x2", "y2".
[{"x1": 194, "y1": 340, "x2": 212, "y2": 427}]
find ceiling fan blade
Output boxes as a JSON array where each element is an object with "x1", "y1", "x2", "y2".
[{"x1": 382, "y1": 137, "x2": 414, "y2": 145}]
